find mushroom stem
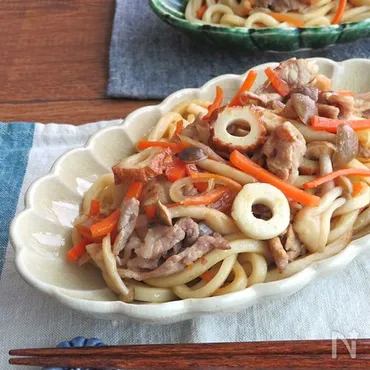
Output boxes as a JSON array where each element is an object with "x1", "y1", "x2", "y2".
[
  {"x1": 304, "y1": 141, "x2": 336, "y2": 196},
  {"x1": 319, "y1": 154, "x2": 335, "y2": 195}
]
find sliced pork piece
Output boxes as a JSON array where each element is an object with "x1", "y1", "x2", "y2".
[
  {"x1": 319, "y1": 92, "x2": 354, "y2": 120},
  {"x1": 181, "y1": 234, "x2": 229, "y2": 264},
  {"x1": 262, "y1": 121, "x2": 306, "y2": 183},
  {"x1": 270, "y1": 100, "x2": 286, "y2": 113},
  {"x1": 119, "y1": 255, "x2": 184, "y2": 281},
  {"x1": 112, "y1": 198, "x2": 140, "y2": 255},
  {"x1": 358, "y1": 141, "x2": 370, "y2": 159},
  {"x1": 283, "y1": 225, "x2": 302, "y2": 261},
  {"x1": 255, "y1": 0, "x2": 310, "y2": 12},
  {"x1": 281, "y1": 99, "x2": 297, "y2": 119},
  {"x1": 209, "y1": 189, "x2": 236, "y2": 213},
  {"x1": 176, "y1": 217, "x2": 199, "y2": 247},
  {"x1": 164, "y1": 241, "x2": 183, "y2": 258},
  {"x1": 283, "y1": 87, "x2": 318, "y2": 121},
  {"x1": 317, "y1": 104, "x2": 340, "y2": 119},
  {"x1": 126, "y1": 255, "x2": 160, "y2": 271},
  {"x1": 135, "y1": 224, "x2": 185, "y2": 260},
  {"x1": 134, "y1": 214, "x2": 151, "y2": 240},
  {"x1": 274, "y1": 58, "x2": 318, "y2": 89},
  {"x1": 256, "y1": 59, "x2": 318, "y2": 95},
  {"x1": 198, "y1": 223, "x2": 214, "y2": 236},
  {"x1": 181, "y1": 116, "x2": 210, "y2": 144},
  {"x1": 240, "y1": 91, "x2": 282, "y2": 108},
  {"x1": 120, "y1": 232, "x2": 141, "y2": 266},
  {"x1": 141, "y1": 178, "x2": 172, "y2": 207},
  {"x1": 251, "y1": 150, "x2": 266, "y2": 167},
  {"x1": 268, "y1": 237, "x2": 289, "y2": 271},
  {"x1": 291, "y1": 87, "x2": 319, "y2": 102},
  {"x1": 291, "y1": 93, "x2": 318, "y2": 124},
  {"x1": 282, "y1": 93, "x2": 318, "y2": 124},
  {"x1": 119, "y1": 235, "x2": 230, "y2": 281},
  {"x1": 353, "y1": 92, "x2": 370, "y2": 118}
]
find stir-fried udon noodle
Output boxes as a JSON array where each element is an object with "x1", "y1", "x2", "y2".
[
  {"x1": 68, "y1": 58, "x2": 370, "y2": 303},
  {"x1": 186, "y1": 0, "x2": 370, "y2": 28}
]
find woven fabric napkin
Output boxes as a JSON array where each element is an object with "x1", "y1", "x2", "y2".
[
  {"x1": 1, "y1": 121, "x2": 370, "y2": 370},
  {"x1": 108, "y1": 0, "x2": 370, "y2": 100}
]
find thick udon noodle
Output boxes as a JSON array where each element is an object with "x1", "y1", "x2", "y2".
[
  {"x1": 71, "y1": 93, "x2": 370, "y2": 303},
  {"x1": 185, "y1": 0, "x2": 370, "y2": 28}
]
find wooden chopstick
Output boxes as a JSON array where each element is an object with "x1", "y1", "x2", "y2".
[
  {"x1": 9, "y1": 339, "x2": 370, "y2": 369},
  {"x1": 10, "y1": 339, "x2": 370, "y2": 356},
  {"x1": 9, "y1": 354, "x2": 370, "y2": 368}
]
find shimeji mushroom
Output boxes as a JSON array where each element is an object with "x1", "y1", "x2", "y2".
[
  {"x1": 178, "y1": 147, "x2": 208, "y2": 164},
  {"x1": 155, "y1": 201, "x2": 238, "y2": 235},
  {"x1": 332, "y1": 123, "x2": 359, "y2": 169},
  {"x1": 299, "y1": 157, "x2": 320, "y2": 175},
  {"x1": 305, "y1": 141, "x2": 336, "y2": 195}
]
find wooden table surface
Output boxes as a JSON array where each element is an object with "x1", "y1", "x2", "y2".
[{"x1": 0, "y1": 0, "x2": 158, "y2": 125}]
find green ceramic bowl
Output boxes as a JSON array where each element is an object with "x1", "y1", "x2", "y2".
[{"x1": 149, "y1": 0, "x2": 370, "y2": 52}]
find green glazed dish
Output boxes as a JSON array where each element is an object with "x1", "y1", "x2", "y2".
[{"x1": 149, "y1": 0, "x2": 370, "y2": 52}]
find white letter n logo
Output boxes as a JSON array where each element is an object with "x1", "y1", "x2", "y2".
[{"x1": 332, "y1": 331, "x2": 357, "y2": 359}]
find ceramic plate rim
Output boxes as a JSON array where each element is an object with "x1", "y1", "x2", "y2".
[
  {"x1": 149, "y1": 0, "x2": 370, "y2": 33},
  {"x1": 9, "y1": 57, "x2": 370, "y2": 323}
]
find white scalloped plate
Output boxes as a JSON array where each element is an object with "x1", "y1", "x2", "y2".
[{"x1": 10, "y1": 58, "x2": 370, "y2": 323}]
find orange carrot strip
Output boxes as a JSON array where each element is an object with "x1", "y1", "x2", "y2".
[
  {"x1": 190, "y1": 172, "x2": 243, "y2": 192},
  {"x1": 182, "y1": 186, "x2": 229, "y2": 206},
  {"x1": 269, "y1": 13, "x2": 304, "y2": 27},
  {"x1": 145, "y1": 203, "x2": 181, "y2": 220},
  {"x1": 303, "y1": 169, "x2": 370, "y2": 189},
  {"x1": 338, "y1": 90, "x2": 354, "y2": 97},
  {"x1": 331, "y1": 0, "x2": 347, "y2": 24},
  {"x1": 166, "y1": 159, "x2": 187, "y2": 182},
  {"x1": 203, "y1": 86, "x2": 224, "y2": 121},
  {"x1": 175, "y1": 120, "x2": 184, "y2": 136},
  {"x1": 229, "y1": 70, "x2": 258, "y2": 107},
  {"x1": 145, "y1": 205, "x2": 156, "y2": 220},
  {"x1": 90, "y1": 209, "x2": 121, "y2": 238},
  {"x1": 66, "y1": 239, "x2": 90, "y2": 262},
  {"x1": 75, "y1": 225, "x2": 102, "y2": 243},
  {"x1": 209, "y1": 188, "x2": 235, "y2": 213},
  {"x1": 137, "y1": 141, "x2": 185, "y2": 152},
  {"x1": 124, "y1": 181, "x2": 144, "y2": 200},
  {"x1": 167, "y1": 203, "x2": 181, "y2": 208},
  {"x1": 89, "y1": 199, "x2": 100, "y2": 217},
  {"x1": 264, "y1": 67, "x2": 290, "y2": 97},
  {"x1": 352, "y1": 182, "x2": 364, "y2": 197},
  {"x1": 185, "y1": 164, "x2": 208, "y2": 192},
  {"x1": 197, "y1": 4, "x2": 208, "y2": 19},
  {"x1": 201, "y1": 270, "x2": 214, "y2": 282},
  {"x1": 230, "y1": 150, "x2": 320, "y2": 206},
  {"x1": 311, "y1": 116, "x2": 370, "y2": 133}
]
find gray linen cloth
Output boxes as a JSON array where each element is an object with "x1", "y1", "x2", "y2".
[
  {"x1": 1, "y1": 122, "x2": 370, "y2": 369},
  {"x1": 108, "y1": 0, "x2": 370, "y2": 99}
]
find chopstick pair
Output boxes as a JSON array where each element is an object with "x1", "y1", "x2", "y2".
[{"x1": 9, "y1": 339, "x2": 370, "y2": 368}]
